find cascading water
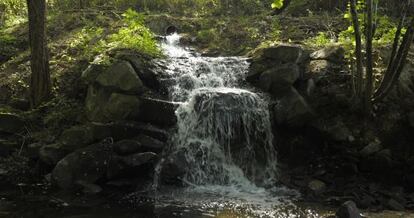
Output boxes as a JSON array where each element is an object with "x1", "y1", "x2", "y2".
[
  {"x1": 143, "y1": 33, "x2": 323, "y2": 218},
  {"x1": 161, "y1": 33, "x2": 278, "y2": 189}
]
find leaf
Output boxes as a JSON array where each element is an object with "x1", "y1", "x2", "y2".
[{"x1": 271, "y1": 0, "x2": 284, "y2": 9}]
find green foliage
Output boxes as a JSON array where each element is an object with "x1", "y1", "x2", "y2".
[
  {"x1": 107, "y1": 9, "x2": 160, "y2": 57},
  {"x1": 305, "y1": 32, "x2": 333, "y2": 47},
  {"x1": 271, "y1": 0, "x2": 284, "y2": 9}
]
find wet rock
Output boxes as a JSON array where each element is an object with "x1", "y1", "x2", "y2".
[
  {"x1": 27, "y1": 142, "x2": 44, "y2": 159},
  {"x1": 307, "y1": 179, "x2": 326, "y2": 194},
  {"x1": 246, "y1": 57, "x2": 273, "y2": 82},
  {"x1": 0, "y1": 113, "x2": 25, "y2": 134},
  {"x1": 310, "y1": 45, "x2": 345, "y2": 64},
  {"x1": 137, "y1": 97, "x2": 178, "y2": 126},
  {"x1": 387, "y1": 199, "x2": 405, "y2": 211},
  {"x1": 114, "y1": 137, "x2": 164, "y2": 156},
  {"x1": 336, "y1": 201, "x2": 362, "y2": 218},
  {"x1": 161, "y1": 150, "x2": 189, "y2": 185},
  {"x1": 52, "y1": 143, "x2": 120, "y2": 189},
  {"x1": 39, "y1": 143, "x2": 68, "y2": 166},
  {"x1": 120, "y1": 152, "x2": 158, "y2": 168},
  {"x1": 262, "y1": 44, "x2": 304, "y2": 63},
  {"x1": 96, "y1": 61, "x2": 145, "y2": 94},
  {"x1": 360, "y1": 140, "x2": 382, "y2": 157},
  {"x1": 312, "y1": 119, "x2": 352, "y2": 142},
  {"x1": 259, "y1": 63, "x2": 300, "y2": 96},
  {"x1": 274, "y1": 87, "x2": 313, "y2": 127},
  {"x1": 85, "y1": 84, "x2": 111, "y2": 122}
]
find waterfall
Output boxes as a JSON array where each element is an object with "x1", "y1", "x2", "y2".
[{"x1": 160, "y1": 33, "x2": 278, "y2": 190}]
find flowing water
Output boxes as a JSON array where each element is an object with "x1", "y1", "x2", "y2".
[{"x1": 148, "y1": 33, "x2": 330, "y2": 217}]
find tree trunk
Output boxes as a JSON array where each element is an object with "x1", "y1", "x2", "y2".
[
  {"x1": 27, "y1": 0, "x2": 51, "y2": 108},
  {"x1": 365, "y1": 0, "x2": 374, "y2": 113},
  {"x1": 349, "y1": 0, "x2": 364, "y2": 97}
]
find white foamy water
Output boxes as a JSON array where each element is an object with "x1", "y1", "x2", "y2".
[{"x1": 146, "y1": 34, "x2": 326, "y2": 218}]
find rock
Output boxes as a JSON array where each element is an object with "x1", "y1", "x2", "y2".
[
  {"x1": 39, "y1": 144, "x2": 68, "y2": 166},
  {"x1": 409, "y1": 112, "x2": 414, "y2": 128},
  {"x1": 81, "y1": 64, "x2": 106, "y2": 84},
  {"x1": 117, "y1": 53, "x2": 161, "y2": 90},
  {"x1": 135, "y1": 134, "x2": 166, "y2": 153},
  {"x1": 76, "y1": 181, "x2": 103, "y2": 195},
  {"x1": 85, "y1": 85, "x2": 112, "y2": 122},
  {"x1": 387, "y1": 199, "x2": 405, "y2": 211},
  {"x1": 114, "y1": 140, "x2": 143, "y2": 155},
  {"x1": 274, "y1": 87, "x2": 313, "y2": 127},
  {"x1": 59, "y1": 126, "x2": 95, "y2": 150},
  {"x1": 103, "y1": 93, "x2": 141, "y2": 121},
  {"x1": 360, "y1": 141, "x2": 382, "y2": 157},
  {"x1": 137, "y1": 97, "x2": 178, "y2": 126},
  {"x1": 85, "y1": 85, "x2": 141, "y2": 122},
  {"x1": 0, "y1": 113, "x2": 25, "y2": 134},
  {"x1": 310, "y1": 45, "x2": 345, "y2": 64},
  {"x1": 307, "y1": 179, "x2": 326, "y2": 194},
  {"x1": 336, "y1": 201, "x2": 362, "y2": 218},
  {"x1": 246, "y1": 57, "x2": 273, "y2": 82},
  {"x1": 120, "y1": 152, "x2": 158, "y2": 168},
  {"x1": 52, "y1": 143, "x2": 121, "y2": 189},
  {"x1": 27, "y1": 142, "x2": 44, "y2": 159},
  {"x1": 307, "y1": 60, "x2": 333, "y2": 82},
  {"x1": 96, "y1": 61, "x2": 145, "y2": 94},
  {"x1": 262, "y1": 45, "x2": 304, "y2": 63},
  {"x1": 259, "y1": 63, "x2": 300, "y2": 96},
  {"x1": 160, "y1": 150, "x2": 188, "y2": 185}
]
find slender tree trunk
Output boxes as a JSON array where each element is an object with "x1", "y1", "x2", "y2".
[
  {"x1": 349, "y1": 0, "x2": 364, "y2": 97},
  {"x1": 373, "y1": 10, "x2": 406, "y2": 99},
  {"x1": 373, "y1": 17, "x2": 414, "y2": 103},
  {"x1": 27, "y1": 0, "x2": 51, "y2": 108},
  {"x1": 365, "y1": 0, "x2": 374, "y2": 113}
]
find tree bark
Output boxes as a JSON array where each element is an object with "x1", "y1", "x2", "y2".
[
  {"x1": 27, "y1": 0, "x2": 51, "y2": 108},
  {"x1": 349, "y1": 0, "x2": 364, "y2": 97},
  {"x1": 365, "y1": 0, "x2": 374, "y2": 113}
]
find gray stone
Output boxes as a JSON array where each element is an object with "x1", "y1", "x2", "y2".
[
  {"x1": 336, "y1": 201, "x2": 362, "y2": 218},
  {"x1": 262, "y1": 45, "x2": 304, "y2": 63},
  {"x1": 76, "y1": 181, "x2": 103, "y2": 195},
  {"x1": 81, "y1": 64, "x2": 106, "y2": 84},
  {"x1": 307, "y1": 60, "x2": 333, "y2": 82},
  {"x1": 0, "y1": 113, "x2": 25, "y2": 134},
  {"x1": 85, "y1": 85, "x2": 112, "y2": 122},
  {"x1": 259, "y1": 63, "x2": 300, "y2": 96},
  {"x1": 246, "y1": 57, "x2": 273, "y2": 82},
  {"x1": 96, "y1": 61, "x2": 145, "y2": 94},
  {"x1": 52, "y1": 143, "x2": 120, "y2": 189},
  {"x1": 137, "y1": 97, "x2": 179, "y2": 126},
  {"x1": 103, "y1": 93, "x2": 141, "y2": 121},
  {"x1": 310, "y1": 45, "x2": 345, "y2": 63},
  {"x1": 59, "y1": 126, "x2": 95, "y2": 150},
  {"x1": 135, "y1": 134, "x2": 166, "y2": 153},
  {"x1": 114, "y1": 140, "x2": 142, "y2": 155},
  {"x1": 274, "y1": 87, "x2": 313, "y2": 127},
  {"x1": 120, "y1": 152, "x2": 158, "y2": 168}
]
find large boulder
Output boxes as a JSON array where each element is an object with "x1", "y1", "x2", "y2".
[
  {"x1": 137, "y1": 97, "x2": 179, "y2": 126},
  {"x1": 0, "y1": 113, "x2": 25, "y2": 134},
  {"x1": 306, "y1": 60, "x2": 334, "y2": 82},
  {"x1": 85, "y1": 85, "x2": 141, "y2": 122},
  {"x1": 39, "y1": 143, "x2": 69, "y2": 166},
  {"x1": 262, "y1": 45, "x2": 304, "y2": 63},
  {"x1": 95, "y1": 61, "x2": 145, "y2": 94},
  {"x1": 336, "y1": 201, "x2": 362, "y2": 218},
  {"x1": 310, "y1": 45, "x2": 345, "y2": 64},
  {"x1": 258, "y1": 63, "x2": 300, "y2": 96},
  {"x1": 114, "y1": 135, "x2": 166, "y2": 155},
  {"x1": 273, "y1": 87, "x2": 313, "y2": 127}
]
